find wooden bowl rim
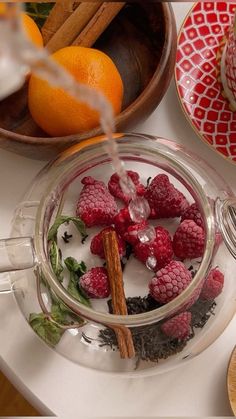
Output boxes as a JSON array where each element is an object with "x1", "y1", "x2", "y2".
[
  {"x1": 227, "y1": 345, "x2": 236, "y2": 416},
  {"x1": 0, "y1": 3, "x2": 175, "y2": 146}
]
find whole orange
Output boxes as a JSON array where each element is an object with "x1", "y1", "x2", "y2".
[
  {"x1": 22, "y1": 13, "x2": 44, "y2": 48},
  {"x1": 0, "y1": 4, "x2": 43, "y2": 47},
  {"x1": 28, "y1": 46, "x2": 124, "y2": 137}
]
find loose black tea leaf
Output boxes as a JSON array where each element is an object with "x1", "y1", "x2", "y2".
[
  {"x1": 125, "y1": 243, "x2": 133, "y2": 260},
  {"x1": 99, "y1": 326, "x2": 188, "y2": 362},
  {"x1": 99, "y1": 295, "x2": 217, "y2": 362},
  {"x1": 146, "y1": 177, "x2": 152, "y2": 187},
  {"x1": 190, "y1": 299, "x2": 216, "y2": 329},
  {"x1": 81, "y1": 332, "x2": 93, "y2": 344},
  {"x1": 81, "y1": 234, "x2": 89, "y2": 244},
  {"x1": 107, "y1": 295, "x2": 162, "y2": 315},
  {"x1": 62, "y1": 231, "x2": 73, "y2": 243}
]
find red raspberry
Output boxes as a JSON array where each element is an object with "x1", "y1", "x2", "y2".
[
  {"x1": 181, "y1": 203, "x2": 204, "y2": 229},
  {"x1": 134, "y1": 226, "x2": 173, "y2": 271},
  {"x1": 145, "y1": 174, "x2": 189, "y2": 219},
  {"x1": 161, "y1": 312, "x2": 192, "y2": 340},
  {"x1": 90, "y1": 227, "x2": 126, "y2": 259},
  {"x1": 179, "y1": 284, "x2": 203, "y2": 312},
  {"x1": 149, "y1": 260, "x2": 192, "y2": 303},
  {"x1": 76, "y1": 176, "x2": 117, "y2": 227},
  {"x1": 108, "y1": 171, "x2": 145, "y2": 204},
  {"x1": 200, "y1": 268, "x2": 224, "y2": 301},
  {"x1": 113, "y1": 207, "x2": 132, "y2": 238},
  {"x1": 173, "y1": 219, "x2": 205, "y2": 259},
  {"x1": 123, "y1": 221, "x2": 149, "y2": 246},
  {"x1": 79, "y1": 267, "x2": 110, "y2": 298}
]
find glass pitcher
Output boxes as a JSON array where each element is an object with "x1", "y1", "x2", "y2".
[{"x1": 0, "y1": 133, "x2": 236, "y2": 375}]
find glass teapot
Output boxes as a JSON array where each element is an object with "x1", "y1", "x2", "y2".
[{"x1": 0, "y1": 133, "x2": 236, "y2": 375}]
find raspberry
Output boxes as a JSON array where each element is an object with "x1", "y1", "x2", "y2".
[
  {"x1": 123, "y1": 221, "x2": 149, "y2": 246},
  {"x1": 90, "y1": 227, "x2": 126, "y2": 259},
  {"x1": 161, "y1": 312, "x2": 192, "y2": 340},
  {"x1": 181, "y1": 203, "x2": 204, "y2": 229},
  {"x1": 149, "y1": 260, "x2": 192, "y2": 304},
  {"x1": 113, "y1": 207, "x2": 132, "y2": 238},
  {"x1": 76, "y1": 176, "x2": 117, "y2": 227},
  {"x1": 145, "y1": 174, "x2": 189, "y2": 219},
  {"x1": 178, "y1": 284, "x2": 202, "y2": 312},
  {"x1": 134, "y1": 226, "x2": 173, "y2": 271},
  {"x1": 79, "y1": 267, "x2": 110, "y2": 298},
  {"x1": 173, "y1": 219, "x2": 205, "y2": 259},
  {"x1": 108, "y1": 171, "x2": 145, "y2": 204},
  {"x1": 200, "y1": 268, "x2": 224, "y2": 301}
]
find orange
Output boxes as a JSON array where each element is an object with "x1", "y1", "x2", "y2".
[
  {"x1": 0, "y1": 4, "x2": 43, "y2": 47},
  {"x1": 0, "y1": 3, "x2": 6, "y2": 14},
  {"x1": 28, "y1": 46, "x2": 124, "y2": 137},
  {"x1": 22, "y1": 13, "x2": 44, "y2": 48}
]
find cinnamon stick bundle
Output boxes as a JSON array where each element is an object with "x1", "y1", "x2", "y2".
[
  {"x1": 42, "y1": 0, "x2": 79, "y2": 45},
  {"x1": 46, "y1": 2, "x2": 102, "y2": 53},
  {"x1": 73, "y1": 2, "x2": 125, "y2": 48},
  {"x1": 103, "y1": 230, "x2": 135, "y2": 359}
]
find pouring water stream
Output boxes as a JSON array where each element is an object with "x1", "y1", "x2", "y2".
[{"x1": 1, "y1": 3, "x2": 157, "y2": 269}]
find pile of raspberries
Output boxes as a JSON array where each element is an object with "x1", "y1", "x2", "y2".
[{"x1": 75, "y1": 171, "x2": 224, "y2": 341}]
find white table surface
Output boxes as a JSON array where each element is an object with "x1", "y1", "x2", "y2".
[{"x1": 0, "y1": 3, "x2": 236, "y2": 417}]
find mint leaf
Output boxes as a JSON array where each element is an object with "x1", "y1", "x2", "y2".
[
  {"x1": 25, "y1": 3, "x2": 54, "y2": 28},
  {"x1": 64, "y1": 257, "x2": 86, "y2": 277},
  {"x1": 64, "y1": 257, "x2": 90, "y2": 307},
  {"x1": 48, "y1": 215, "x2": 87, "y2": 242},
  {"x1": 67, "y1": 279, "x2": 90, "y2": 307},
  {"x1": 49, "y1": 241, "x2": 63, "y2": 282},
  {"x1": 51, "y1": 303, "x2": 68, "y2": 324},
  {"x1": 29, "y1": 313, "x2": 63, "y2": 347}
]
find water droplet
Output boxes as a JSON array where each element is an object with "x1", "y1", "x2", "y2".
[
  {"x1": 146, "y1": 256, "x2": 157, "y2": 270},
  {"x1": 128, "y1": 197, "x2": 150, "y2": 223},
  {"x1": 138, "y1": 225, "x2": 156, "y2": 243}
]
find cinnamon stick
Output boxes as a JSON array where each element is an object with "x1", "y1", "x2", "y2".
[
  {"x1": 46, "y1": 2, "x2": 102, "y2": 53},
  {"x1": 102, "y1": 230, "x2": 135, "y2": 359},
  {"x1": 73, "y1": 2, "x2": 125, "y2": 48},
  {"x1": 42, "y1": 0, "x2": 79, "y2": 45}
]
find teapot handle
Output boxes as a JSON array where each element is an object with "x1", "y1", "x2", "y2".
[
  {"x1": 0, "y1": 236, "x2": 36, "y2": 294},
  {"x1": 216, "y1": 198, "x2": 236, "y2": 259}
]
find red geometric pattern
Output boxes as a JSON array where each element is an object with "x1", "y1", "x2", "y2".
[
  {"x1": 225, "y1": 19, "x2": 236, "y2": 100},
  {"x1": 175, "y1": 2, "x2": 236, "y2": 163}
]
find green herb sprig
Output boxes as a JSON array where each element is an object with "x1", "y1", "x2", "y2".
[
  {"x1": 29, "y1": 312, "x2": 63, "y2": 347},
  {"x1": 29, "y1": 215, "x2": 89, "y2": 346},
  {"x1": 48, "y1": 215, "x2": 87, "y2": 243},
  {"x1": 49, "y1": 240, "x2": 64, "y2": 282},
  {"x1": 64, "y1": 257, "x2": 90, "y2": 307},
  {"x1": 25, "y1": 3, "x2": 54, "y2": 28}
]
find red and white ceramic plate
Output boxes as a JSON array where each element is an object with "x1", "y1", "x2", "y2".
[{"x1": 175, "y1": 2, "x2": 236, "y2": 164}]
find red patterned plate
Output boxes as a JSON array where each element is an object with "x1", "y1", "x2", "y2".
[{"x1": 175, "y1": 2, "x2": 236, "y2": 164}]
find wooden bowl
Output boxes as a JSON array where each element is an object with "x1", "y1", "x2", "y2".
[{"x1": 0, "y1": 2, "x2": 177, "y2": 160}]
